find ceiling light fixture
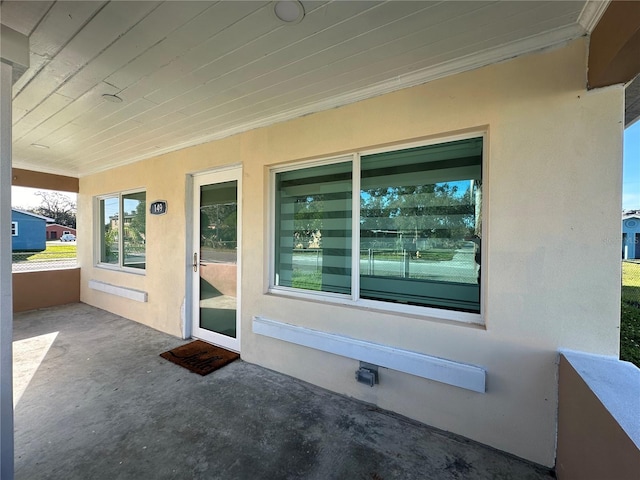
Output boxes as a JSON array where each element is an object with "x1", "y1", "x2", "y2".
[
  {"x1": 30, "y1": 143, "x2": 49, "y2": 149},
  {"x1": 273, "y1": 1, "x2": 304, "y2": 24},
  {"x1": 102, "y1": 93, "x2": 123, "y2": 103}
]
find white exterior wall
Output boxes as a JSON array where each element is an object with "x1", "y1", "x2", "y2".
[{"x1": 78, "y1": 38, "x2": 623, "y2": 467}]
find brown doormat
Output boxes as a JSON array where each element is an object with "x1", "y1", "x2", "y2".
[{"x1": 160, "y1": 340, "x2": 239, "y2": 376}]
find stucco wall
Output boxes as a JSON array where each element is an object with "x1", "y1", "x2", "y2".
[
  {"x1": 557, "y1": 353, "x2": 640, "y2": 479},
  {"x1": 13, "y1": 268, "x2": 80, "y2": 312},
  {"x1": 78, "y1": 38, "x2": 623, "y2": 467}
]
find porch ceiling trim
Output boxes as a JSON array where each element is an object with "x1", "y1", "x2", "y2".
[
  {"x1": 96, "y1": 1, "x2": 607, "y2": 177},
  {"x1": 91, "y1": 22, "x2": 593, "y2": 179},
  {"x1": 578, "y1": 0, "x2": 611, "y2": 33},
  {"x1": 2, "y1": 1, "x2": 607, "y2": 178}
]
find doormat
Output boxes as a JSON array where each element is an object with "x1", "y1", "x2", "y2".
[{"x1": 160, "y1": 340, "x2": 239, "y2": 376}]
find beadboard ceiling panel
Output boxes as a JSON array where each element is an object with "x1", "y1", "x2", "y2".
[{"x1": 1, "y1": 0, "x2": 605, "y2": 177}]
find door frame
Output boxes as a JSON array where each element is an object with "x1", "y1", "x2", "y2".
[{"x1": 187, "y1": 164, "x2": 242, "y2": 352}]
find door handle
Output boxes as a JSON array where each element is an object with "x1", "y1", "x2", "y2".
[{"x1": 193, "y1": 252, "x2": 198, "y2": 272}]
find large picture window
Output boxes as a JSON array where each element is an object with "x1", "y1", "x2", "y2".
[
  {"x1": 272, "y1": 135, "x2": 483, "y2": 318},
  {"x1": 97, "y1": 190, "x2": 146, "y2": 271}
]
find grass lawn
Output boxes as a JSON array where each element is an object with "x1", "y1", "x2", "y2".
[
  {"x1": 621, "y1": 261, "x2": 640, "y2": 368},
  {"x1": 292, "y1": 271, "x2": 322, "y2": 291},
  {"x1": 371, "y1": 249, "x2": 456, "y2": 262},
  {"x1": 417, "y1": 250, "x2": 456, "y2": 261},
  {"x1": 16, "y1": 243, "x2": 77, "y2": 261}
]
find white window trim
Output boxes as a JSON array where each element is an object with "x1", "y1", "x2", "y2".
[
  {"x1": 350, "y1": 153, "x2": 361, "y2": 303},
  {"x1": 268, "y1": 131, "x2": 487, "y2": 326},
  {"x1": 11, "y1": 222, "x2": 17, "y2": 236},
  {"x1": 94, "y1": 188, "x2": 146, "y2": 274},
  {"x1": 269, "y1": 154, "x2": 354, "y2": 291}
]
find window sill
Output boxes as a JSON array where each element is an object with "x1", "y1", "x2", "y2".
[{"x1": 94, "y1": 263, "x2": 146, "y2": 276}]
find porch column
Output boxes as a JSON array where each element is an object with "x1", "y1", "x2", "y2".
[{"x1": 0, "y1": 24, "x2": 29, "y2": 480}]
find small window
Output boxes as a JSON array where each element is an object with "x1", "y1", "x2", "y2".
[
  {"x1": 11, "y1": 222, "x2": 18, "y2": 236},
  {"x1": 97, "y1": 190, "x2": 146, "y2": 271},
  {"x1": 272, "y1": 135, "x2": 483, "y2": 318}
]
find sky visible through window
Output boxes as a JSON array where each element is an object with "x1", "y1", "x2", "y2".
[{"x1": 103, "y1": 197, "x2": 118, "y2": 227}]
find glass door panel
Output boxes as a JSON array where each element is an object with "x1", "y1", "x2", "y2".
[{"x1": 192, "y1": 168, "x2": 241, "y2": 352}]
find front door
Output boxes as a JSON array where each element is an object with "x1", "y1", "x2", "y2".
[{"x1": 192, "y1": 167, "x2": 241, "y2": 352}]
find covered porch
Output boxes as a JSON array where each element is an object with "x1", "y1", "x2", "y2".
[
  {"x1": 14, "y1": 303, "x2": 553, "y2": 480},
  {"x1": 2, "y1": 1, "x2": 640, "y2": 479}
]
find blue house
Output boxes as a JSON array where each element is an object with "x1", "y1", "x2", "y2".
[
  {"x1": 622, "y1": 212, "x2": 640, "y2": 260},
  {"x1": 11, "y1": 209, "x2": 54, "y2": 252}
]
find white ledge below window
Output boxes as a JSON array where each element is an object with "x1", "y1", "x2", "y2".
[
  {"x1": 252, "y1": 316, "x2": 486, "y2": 393},
  {"x1": 89, "y1": 280, "x2": 147, "y2": 303}
]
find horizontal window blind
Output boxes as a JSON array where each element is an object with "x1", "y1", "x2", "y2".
[
  {"x1": 275, "y1": 161, "x2": 352, "y2": 295},
  {"x1": 272, "y1": 136, "x2": 483, "y2": 315},
  {"x1": 360, "y1": 138, "x2": 482, "y2": 313}
]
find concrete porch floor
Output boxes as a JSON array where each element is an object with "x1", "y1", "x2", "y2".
[{"x1": 13, "y1": 304, "x2": 554, "y2": 480}]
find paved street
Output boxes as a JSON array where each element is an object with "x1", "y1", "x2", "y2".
[{"x1": 293, "y1": 248, "x2": 478, "y2": 284}]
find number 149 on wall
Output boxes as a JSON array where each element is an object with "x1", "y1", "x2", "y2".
[{"x1": 149, "y1": 201, "x2": 167, "y2": 215}]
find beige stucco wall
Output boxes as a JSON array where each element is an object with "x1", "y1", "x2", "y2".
[
  {"x1": 78, "y1": 38, "x2": 623, "y2": 467},
  {"x1": 13, "y1": 268, "x2": 80, "y2": 312},
  {"x1": 556, "y1": 355, "x2": 640, "y2": 479}
]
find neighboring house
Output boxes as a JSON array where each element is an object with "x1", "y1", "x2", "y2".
[
  {"x1": 46, "y1": 224, "x2": 76, "y2": 241},
  {"x1": 11, "y1": 209, "x2": 54, "y2": 252},
  {"x1": 623, "y1": 213, "x2": 640, "y2": 259},
  {"x1": 109, "y1": 213, "x2": 134, "y2": 230}
]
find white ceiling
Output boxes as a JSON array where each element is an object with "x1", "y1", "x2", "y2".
[{"x1": 1, "y1": 1, "x2": 604, "y2": 178}]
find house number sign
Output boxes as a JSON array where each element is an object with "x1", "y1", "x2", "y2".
[{"x1": 149, "y1": 200, "x2": 167, "y2": 216}]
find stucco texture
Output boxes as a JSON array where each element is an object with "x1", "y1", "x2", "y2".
[{"x1": 78, "y1": 38, "x2": 623, "y2": 467}]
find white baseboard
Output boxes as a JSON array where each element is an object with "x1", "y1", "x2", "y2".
[
  {"x1": 88, "y1": 279, "x2": 147, "y2": 303},
  {"x1": 253, "y1": 316, "x2": 485, "y2": 393}
]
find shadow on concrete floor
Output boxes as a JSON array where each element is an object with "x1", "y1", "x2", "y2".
[{"x1": 13, "y1": 303, "x2": 554, "y2": 480}]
